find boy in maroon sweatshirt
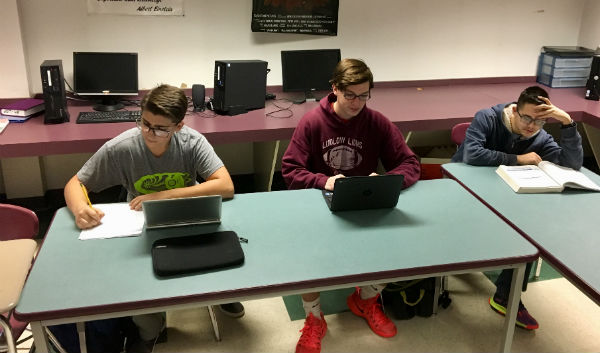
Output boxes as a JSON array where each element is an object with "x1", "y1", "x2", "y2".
[{"x1": 282, "y1": 58, "x2": 420, "y2": 353}]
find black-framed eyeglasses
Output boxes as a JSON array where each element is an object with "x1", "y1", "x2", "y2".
[
  {"x1": 517, "y1": 110, "x2": 546, "y2": 127},
  {"x1": 136, "y1": 118, "x2": 175, "y2": 138},
  {"x1": 343, "y1": 91, "x2": 371, "y2": 101}
]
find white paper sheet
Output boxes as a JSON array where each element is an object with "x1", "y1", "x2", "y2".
[{"x1": 79, "y1": 203, "x2": 145, "y2": 240}]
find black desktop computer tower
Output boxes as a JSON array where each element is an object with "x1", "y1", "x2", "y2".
[
  {"x1": 40, "y1": 60, "x2": 70, "y2": 124},
  {"x1": 585, "y1": 56, "x2": 600, "y2": 101},
  {"x1": 213, "y1": 60, "x2": 268, "y2": 116}
]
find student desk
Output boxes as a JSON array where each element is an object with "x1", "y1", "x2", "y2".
[
  {"x1": 3, "y1": 80, "x2": 600, "y2": 196},
  {"x1": 15, "y1": 179, "x2": 538, "y2": 353},
  {"x1": 442, "y1": 163, "x2": 600, "y2": 306}
]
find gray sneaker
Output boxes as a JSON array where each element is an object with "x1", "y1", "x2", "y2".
[{"x1": 219, "y1": 302, "x2": 245, "y2": 318}]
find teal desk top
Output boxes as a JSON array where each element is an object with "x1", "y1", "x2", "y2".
[
  {"x1": 15, "y1": 179, "x2": 537, "y2": 322},
  {"x1": 442, "y1": 163, "x2": 600, "y2": 305}
]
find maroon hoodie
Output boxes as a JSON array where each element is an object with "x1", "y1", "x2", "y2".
[{"x1": 282, "y1": 93, "x2": 420, "y2": 190}]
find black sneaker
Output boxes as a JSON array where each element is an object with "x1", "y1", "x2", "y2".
[{"x1": 219, "y1": 302, "x2": 245, "y2": 318}]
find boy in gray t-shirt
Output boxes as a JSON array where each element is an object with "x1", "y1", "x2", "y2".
[
  {"x1": 66, "y1": 84, "x2": 233, "y2": 223},
  {"x1": 64, "y1": 84, "x2": 240, "y2": 349}
]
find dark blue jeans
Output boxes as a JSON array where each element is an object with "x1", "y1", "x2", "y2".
[{"x1": 494, "y1": 262, "x2": 533, "y2": 300}]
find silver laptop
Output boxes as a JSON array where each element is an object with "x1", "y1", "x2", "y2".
[{"x1": 142, "y1": 195, "x2": 222, "y2": 229}]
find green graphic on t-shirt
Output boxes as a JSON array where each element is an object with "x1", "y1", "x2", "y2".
[{"x1": 134, "y1": 172, "x2": 192, "y2": 194}]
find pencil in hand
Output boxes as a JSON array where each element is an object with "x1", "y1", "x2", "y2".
[{"x1": 80, "y1": 183, "x2": 93, "y2": 208}]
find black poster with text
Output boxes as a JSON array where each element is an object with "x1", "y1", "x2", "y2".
[{"x1": 251, "y1": 0, "x2": 339, "y2": 36}]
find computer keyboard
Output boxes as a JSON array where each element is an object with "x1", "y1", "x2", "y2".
[{"x1": 76, "y1": 110, "x2": 141, "y2": 124}]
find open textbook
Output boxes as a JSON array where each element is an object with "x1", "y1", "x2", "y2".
[{"x1": 496, "y1": 161, "x2": 600, "y2": 193}]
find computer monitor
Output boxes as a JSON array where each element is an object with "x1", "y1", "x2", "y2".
[
  {"x1": 281, "y1": 49, "x2": 341, "y2": 103},
  {"x1": 73, "y1": 52, "x2": 139, "y2": 111}
]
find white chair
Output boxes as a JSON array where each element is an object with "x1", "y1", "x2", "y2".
[{"x1": 0, "y1": 204, "x2": 38, "y2": 353}]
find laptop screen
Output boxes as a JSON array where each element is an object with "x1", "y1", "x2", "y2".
[{"x1": 142, "y1": 195, "x2": 222, "y2": 229}]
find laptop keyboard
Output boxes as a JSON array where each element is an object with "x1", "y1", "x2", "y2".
[{"x1": 76, "y1": 110, "x2": 141, "y2": 124}]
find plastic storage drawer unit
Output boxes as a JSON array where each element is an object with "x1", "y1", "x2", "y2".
[
  {"x1": 537, "y1": 52, "x2": 592, "y2": 88},
  {"x1": 539, "y1": 65, "x2": 591, "y2": 78},
  {"x1": 537, "y1": 74, "x2": 587, "y2": 88},
  {"x1": 541, "y1": 54, "x2": 593, "y2": 68}
]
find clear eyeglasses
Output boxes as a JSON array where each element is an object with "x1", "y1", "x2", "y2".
[{"x1": 517, "y1": 110, "x2": 546, "y2": 127}]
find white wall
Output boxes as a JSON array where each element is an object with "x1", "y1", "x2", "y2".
[
  {"x1": 15, "y1": 0, "x2": 587, "y2": 95},
  {"x1": 0, "y1": 0, "x2": 30, "y2": 97},
  {"x1": 578, "y1": 0, "x2": 600, "y2": 51},
  {"x1": 1, "y1": 0, "x2": 595, "y2": 195}
]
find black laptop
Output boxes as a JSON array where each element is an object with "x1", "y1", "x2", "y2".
[{"x1": 321, "y1": 174, "x2": 404, "y2": 211}]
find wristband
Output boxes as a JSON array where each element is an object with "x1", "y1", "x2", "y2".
[{"x1": 561, "y1": 121, "x2": 576, "y2": 129}]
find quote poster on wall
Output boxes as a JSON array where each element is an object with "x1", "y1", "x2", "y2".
[
  {"x1": 87, "y1": 0, "x2": 184, "y2": 16},
  {"x1": 251, "y1": 0, "x2": 339, "y2": 36}
]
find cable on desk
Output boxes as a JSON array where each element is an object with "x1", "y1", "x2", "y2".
[
  {"x1": 64, "y1": 78, "x2": 75, "y2": 93},
  {"x1": 121, "y1": 99, "x2": 141, "y2": 107},
  {"x1": 186, "y1": 109, "x2": 218, "y2": 119},
  {"x1": 64, "y1": 86, "x2": 141, "y2": 108},
  {"x1": 266, "y1": 99, "x2": 294, "y2": 119},
  {"x1": 66, "y1": 96, "x2": 92, "y2": 103}
]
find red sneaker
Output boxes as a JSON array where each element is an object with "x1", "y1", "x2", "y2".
[
  {"x1": 347, "y1": 287, "x2": 397, "y2": 338},
  {"x1": 296, "y1": 312, "x2": 327, "y2": 353}
]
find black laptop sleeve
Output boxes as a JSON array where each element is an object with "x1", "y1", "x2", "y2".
[{"x1": 151, "y1": 231, "x2": 245, "y2": 276}]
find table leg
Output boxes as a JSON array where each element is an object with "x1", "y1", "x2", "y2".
[
  {"x1": 433, "y1": 276, "x2": 441, "y2": 315},
  {"x1": 76, "y1": 322, "x2": 88, "y2": 353},
  {"x1": 253, "y1": 140, "x2": 280, "y2": 192},
  {"x1": 30, "y1": 321, "x2": 50, "y2": 353},
  {"x1": 46, "y1": 328, "x2": 68, "y2": 353},
  {"x1": 534, "y1": 257, "x2": 543, "y2": 278},
  {"x1": 207, "y1": 306, "x2": 221, "y2": 341},
  {"x1": 499, "y1": 264, "x2": 525, "y2": 353},
  {"x1": 583, "y1": 122, "x2": 600, "y2": 169}
]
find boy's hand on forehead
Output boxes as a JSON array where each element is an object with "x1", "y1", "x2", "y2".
[{"x1": 533, "y1": 96, "x2": 572, "y2": 124}]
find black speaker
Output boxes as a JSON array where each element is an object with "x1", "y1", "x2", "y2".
[
  {"x1": 213, "y1": 60, "x2": 268, "y2": 116},
  {"x1": 192, "y1": 84, "x2": 205, "y2": 112},
  {"x1": 41, "y1": 60, "x2": 70, "y2": 124},
  {"x1": 585, "y1": 55, "x2": 600, "y2": 101}
]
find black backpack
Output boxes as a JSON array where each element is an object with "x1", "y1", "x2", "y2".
[{"x1": 382, "y1": 277, "x2": 451, "y2": 320}]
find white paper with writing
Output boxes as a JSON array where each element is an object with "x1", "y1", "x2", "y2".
[{"x1": 79, "y1": 203, "x2": 145, "y2": 240}]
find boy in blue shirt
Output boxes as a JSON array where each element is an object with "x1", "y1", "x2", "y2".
[{"x1": 452, "y1": 85, "x2": 583, "y2": 330}]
